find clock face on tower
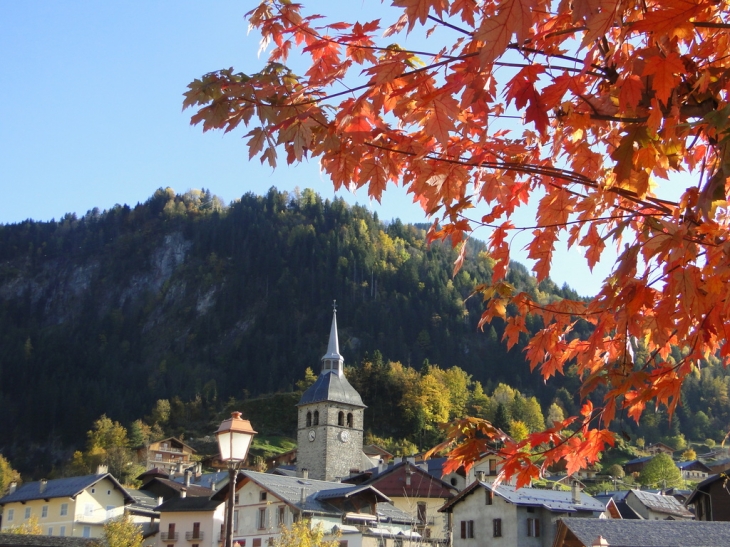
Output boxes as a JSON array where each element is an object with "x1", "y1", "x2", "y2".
[
  {"x1": 339, "y1": 430, "x2": 350, "y2": 442},
  {"x1": 308, "y1": 430, "x2": 316, "y2": 442}
]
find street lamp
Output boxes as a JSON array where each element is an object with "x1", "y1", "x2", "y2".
[{"x1": 217, "y1": 411, "x2": 257, "y2": 547}]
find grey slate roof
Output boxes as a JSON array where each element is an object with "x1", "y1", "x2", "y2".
[
  {"x1": 440, "y1": 481, "x2": 605, "y2": 514},
  {"x1": 629, "y1": 489, "x2": 694, "y2": 518},
  {"x1": 0, "y1": 474, "x2": 132, "y2": 505},
  {"x1": 126, "y1": 488, "x2": 161, "y2": 514},
  {"x1": 156, "y1": 496, "x2": 224, "y2": 512},
  {"x1": 557, "y1": 519, "x2": 730, "y2": 547},
  {"x1": 237, "y1": 471, "x2": 389, "y2": 516},
  {"x1": 0, "y1": 535, "x2": 98, "y2": 547},
  {"x1": 297, "y1": 370, "x2": 366, "y2": 407},
  {"x1": 170, "y1": 472, "x2": 227, "y2": 490}
]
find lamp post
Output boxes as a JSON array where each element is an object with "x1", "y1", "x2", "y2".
[{"x1": 216, "y1": 411, "x2": 257, "y2": 547}]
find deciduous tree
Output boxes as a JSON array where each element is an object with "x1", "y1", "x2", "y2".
[
  {"x1": 187, "y1": 0, "x2": 730, "y2": 485},
  {"x1": 639, "y1": 453, "x2": 684, "y2": 489}
]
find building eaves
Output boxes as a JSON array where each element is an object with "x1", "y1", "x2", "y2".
[{"x1": 0, "y1": 474, "x2": 133, "y2": 506}]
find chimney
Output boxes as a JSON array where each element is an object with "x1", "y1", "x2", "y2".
[
  {"x1": 407, "y1": 456, "x2": 416, "y2": 465},
  {"x1": 184, "y1": 470, "x2": 191, "y2": 487},
  {"x1": 302, "y1": 469, "x2": 309, "y2": 479},
  {"x1": 180, "y1": 487, "x2": 187, "y2": 498},
  {"x1": 9, "y1": 481, "x2": 17, "y2": 494},
  {"x1": 157, "y1": 496, "x2": 164, "y2": 506},
  {"x1": 571, "y1": 480, "x2": 581, "y2": 504},
  {"x1": 405, "y1": 465, "x2": 413, "y2": 486},
  {"x1": 39, "y1": 479, "x2": 48, "y2": 494},
  {"x1": 300, "y1": 488, "x2": 306, "y2": 503},
  {"x1": 378, "y1": 459, "x2": 387, "y2": 474},
  {"x1": 476, "y1": 470, "x2": 486, "y2": 483},
  {"x1": 97, "y1": 464, "x2": 108, "y2": 475}
]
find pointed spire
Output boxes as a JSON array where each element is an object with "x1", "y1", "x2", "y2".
[{"x1": 322, "y1": 302, "x2": 344, "y2": 375}]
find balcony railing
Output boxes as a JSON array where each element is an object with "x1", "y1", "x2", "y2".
[
  {"x1": 161, "y1": 533, "x2": 179, "y2": 541},
  {"x1": 186, "y1": 532, "x2": 205, "y2": 541}
]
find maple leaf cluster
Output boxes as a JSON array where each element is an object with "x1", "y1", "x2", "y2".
[{"x1": 185, "y1": 0, "x2": 730, "y2": 482}]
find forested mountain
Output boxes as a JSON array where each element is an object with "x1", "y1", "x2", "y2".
[
  {"x1": 0, "y1": 187, "x2": 727, "y2": 476},
  {"x1": 0, "y1": 189, "x2": 557, "y2": 457}
]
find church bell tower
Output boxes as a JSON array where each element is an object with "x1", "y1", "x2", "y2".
[{"x1": 296, "y1": 305, "x2": 366, "y2": 481}]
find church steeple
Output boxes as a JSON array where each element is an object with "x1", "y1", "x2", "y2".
[{"x1": 321, "y1": 303, "x2": 344, "y2": 376}]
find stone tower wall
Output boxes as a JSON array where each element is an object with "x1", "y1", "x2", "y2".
[{"x1": 297, "y1": 402, "x2": 364, "y2": 481}]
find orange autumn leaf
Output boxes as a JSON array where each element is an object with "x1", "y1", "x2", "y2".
[{"x1": 189, "y1": 0, "x2": 730, "y2": 482}]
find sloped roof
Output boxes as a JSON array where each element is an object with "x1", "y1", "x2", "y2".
[
  {"x1": 676, "y1": 460, "x2": 712, "y2": 472},
  {"x1": 156, "y1": 496, "x2": 224, "y2": 512},
  {"x1": 347, "y1": 461, "x2": 457, "y2": 498},
  {"x1": 625, "y1": 456, "x2": 652, "y2": 466},
  {"x1": 439, "y1": 481, "x2": 604, "y2": 514},
  {"x1": 297, "y1": 370, "x2": 365, "y2": 407},
  {"x1": 0, "y1": 534, "x2": 98, "y2": 547},
  {"x1": 628, "y1": 489, "x2": 694, "y2": 518},
  {"x1": 685, "y1": 472, "x2": 729, "y2": 506},
  {"x1": 145, "y1": 477, "x2": 213, "y2": 497},
  {"x1": 0, "y1": 474, "x2": 132, "y2": 505},
  {"x1": 170, "y1": 472, "x2": 227, "y2": 490},
  {"x1": 556, "y1": 518, "x2": 730, "y2": 547},
  {"x1": 125, "y1": 488, "x2": 160, "y2": 515}
]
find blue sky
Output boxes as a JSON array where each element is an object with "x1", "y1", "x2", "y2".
[{"x1": 0, "y1": 1, "x2": 610, "y2": 296}]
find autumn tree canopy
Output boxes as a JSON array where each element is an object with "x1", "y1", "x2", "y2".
[{"x1": 185, "y1": 0, "x2": 730, "y2": 484}]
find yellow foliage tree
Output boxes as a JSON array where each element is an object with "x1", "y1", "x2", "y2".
[
  {"x1": 101, "y1": 514, "x2": 143, "y2": 547},
  {"x1": 5, "y1": 516, "x2": 42, "y2": 535},
  {"x1": 273, "y1": 520, "x2": 340, "y2": 547}
]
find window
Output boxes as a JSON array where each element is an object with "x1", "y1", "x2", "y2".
[
  {"x1": 394, "y1": 539, "x2": 403, "y2": 547},
  {"x1": 253, "y1": 539, "x2": 262, "y2": 547},
  {"x1": 60, "y1": 503, "x2": 68, "y2": 516},
  {"x1": 339, "y1": 542, "x2": 348, "y2": 547},
  {"x1": 527, "y1": 518, "x2": 540, "y2": 537},
  {"x1": 42, "y1": 505, "x2": 48, "y2": 518},
  {"x1": 234, "y1": 510, "x2": 239, "y2": 533},
  {"x1": 347, "y1": 413, "x2": 353, "y2": 428},
  {"x1": 91, "y1": 488, "x2": 95, "y2": 494},
  {"x1": 278, "y1": 506, "x2": 286, "y2": 526},
  {"x1": 258, "y1": 507, "x2": 267, "y2": 529},
  {"x1": 260, "y1": 491, "x2": 267, "y2": 502},
  {"x1": 417, "y1": 502, "x2": 427, "y2": 524},
  {"x1": 486, "y1": 490, "x2": 493, "y2": 505},
  {"x1": 83, "y1": 526, "x2": 91, "y2": 538},
  {"x1": 47, "y1": 528, "x2": 53, "y2": 536},
  {"x1": 338, "y1": 412, "x2": 345, "y2": 426},
  {"x1": 155, "y1": 453, "x2": 162, "y2": 461},
  {"x1": 107, "y1": 490, "x2": 111, "y2": 495},
  {"x1": 489, "y1": 459, "x2": 497, "y2": 475},
  {"x1": 460, "y1": 520, "x2": 474, "y2": 539},
  {"x1": 25, "y1": 507, "x2": 31, "y2": 519},
  {"x1": 59, "y1": 526, "x2": 66, "y2": 537},
  {"x1": 493, "y1": 519, "x2": 502, "y2": 538},
  {"x1": 313, "y1": 410, "x2": 319, "y2": 425},
  {"x1": 306, "y1": 412, "x2": 312, "y2": 427},
  {"x1": 450, "y1": 478, "x2": 458, "y2": 486},
  {"x1": 235, "y1": 493, "x2": 240, "y2": 504},
  {"x1": 192, "y1": 522, "x2": 201, "y2": 539},
  {"x1": 7, "y1": 509, "x2": 13, "y2": 522}
]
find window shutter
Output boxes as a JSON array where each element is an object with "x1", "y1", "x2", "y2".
[{"x1": 460, "y1": 521, "x2": 466, "y2": 539}]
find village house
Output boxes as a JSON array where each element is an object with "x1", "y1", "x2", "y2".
[
  {"x1": 156, "y1": 494, "x2": 225, "y2": 547},
  {"x1": 686, "y1": 472, "x2": 730, "y2": 521},
  {"x1": 676, "y1": 460, "x2": 712, "y2": 482},
  {"x1": 645, "y1": 442, "x2": 676, "y2": 456},
  {"x1": 0, "y1": 473, "x2": 133, "y2": 539},
  {"x1": 137, "y1": 438, "x2": 197, "y2": 473},
  {"x1": 342, "y1": 459, "x2": 457, "y2": 540},
  {"x1": 438, "y1": 479, "x2": 606, "y2": 547},
  {"x1": 623, "y1": 489, "x2": 694, "y2": 520},
  {"x1": 223, "y1": 470, "x2": 425, "y2": 547}
]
